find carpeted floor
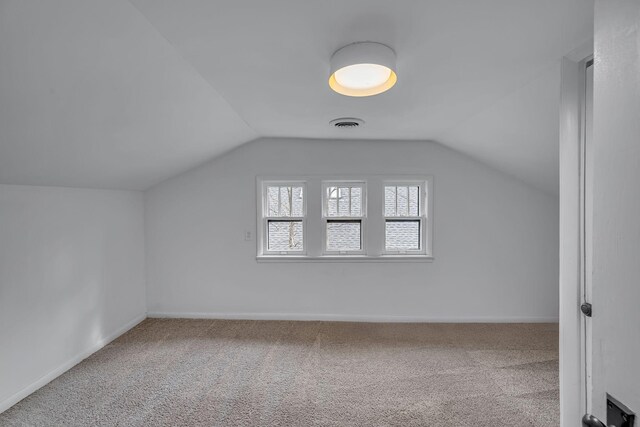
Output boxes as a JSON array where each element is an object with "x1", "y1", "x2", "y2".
[{"x1": 0, "y1": 319, "x2": 559, "y2": 427}]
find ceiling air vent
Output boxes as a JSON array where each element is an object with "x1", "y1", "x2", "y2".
[{"x1": 330, "y1": 117, "x2": 365, "y2": 128}]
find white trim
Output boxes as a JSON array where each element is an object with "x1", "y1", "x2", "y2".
[
  {"x1": 382, "y1": 178, "x2": 432, "y2": 257},
  {"x1": 256, "y1": 255, "x2": 434, "y2": 263},
  {"x1": 148, "y1": 312, "x2": 559, "y2": 323},
  {"x1": 580, "y1": 58, "x2": 594, "y2": 416},
  {"x1": 256, "y1": 175, "x2": 434, "y2": 260},
  {"x1": 0, "y1": 314, "x2": 146, "y2": 414},
  {"x1": 560, "y1": 51, "x2": 593, "y2": 427},
  {"x1": 258, "y1": 180, "x2": 308, "y2": 256},
  {"x1": 321, "y1": 181, "x2": 367, "y2": 255}
]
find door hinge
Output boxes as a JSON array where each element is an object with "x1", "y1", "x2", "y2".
[{"x1": 581, "y1": 302, "x2": 593, "y2": 317}]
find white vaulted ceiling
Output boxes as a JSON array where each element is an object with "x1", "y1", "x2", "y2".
[
  {"x1": 0, "y1": 0, "x2": 257, "y2": 190},
  {"x1": 0, "y1": 0, "x2": 593, "y2": 193}
]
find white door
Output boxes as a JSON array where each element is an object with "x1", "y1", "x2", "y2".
[{"x1": 581, "y1": 1, "x2": 640, "y2": 426}]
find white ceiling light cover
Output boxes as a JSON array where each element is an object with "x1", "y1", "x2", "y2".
[{"x1": 329, "y1": 42, "x2": 397, "y2": 97}]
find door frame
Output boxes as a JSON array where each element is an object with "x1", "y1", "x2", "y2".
[
  {"x1": 559, "y1": 41, "x2": 593, "y2": 427},
  {"x1": 580, "y1": 58, "x2": 594, "y2": 419}
]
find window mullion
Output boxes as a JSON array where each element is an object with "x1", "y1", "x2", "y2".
[
  {"x1": 324, "y1": 187, "x2": 327, "y2": 217},
  {"x1": 277, "y1": 187, "x2": 281, "y2": 217},
  {"x1": 405, "y1": 186, "x2": 409, "y2": 216},
  {"x1": 394, "y1": 185, "x2": 398, "y2": 216}
]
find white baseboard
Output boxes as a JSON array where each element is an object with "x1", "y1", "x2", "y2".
[
  {"x1": 0, "y1": 314, "x2": 146, "y2": 414},
  {"x1": 147, "y1": 311, "x2": 559, "y2": 323}
]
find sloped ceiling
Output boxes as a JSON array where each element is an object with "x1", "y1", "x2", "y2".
[
  {"x1": 0, "y1": 0, "x2": 593, "y2": 193},
  {"x1": 0, "y1": 0, "x2": 256, "y2": 190},
  {"x1": 441, "y1": 62, "x2": 563, "y2": 193}
]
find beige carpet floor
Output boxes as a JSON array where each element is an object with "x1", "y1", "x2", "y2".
[{"x1": 0, "y1": 319, "x2": 559, "y2": 427}]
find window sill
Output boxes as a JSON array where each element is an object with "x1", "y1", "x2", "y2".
[{"x1": 256, "y1": 255, "x2": 434, "y2": 263}]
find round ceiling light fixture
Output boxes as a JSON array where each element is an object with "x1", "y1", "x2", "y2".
[{"x1": 329, "y1": 42, "x2": 397, "y2": 97}]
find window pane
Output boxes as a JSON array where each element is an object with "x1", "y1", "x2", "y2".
[
  {"x1": 267, "y1": 185, "x2": 304, "y2": 217},
  {"x1": 397, "y1": 186, "x2": 409, "y2": 216},
  {"x1": 291, "y1": 186, "x2": 304, "y2": 216},
  {"x1": 267, "y1": 186, "x2": 279, "y2": 216},
  {"x1": 268, "y1": 221, "x2": 303, "y2": 251},
  {"x1": 408, "y1": 186, "x2": 419, "y2": 216},
  {"x1": 326, "y1": 185, "x2": 363, "y2": 218},
  {"x1": 326, "y1": 221, "x2": 361, "y2": 251},
  {"x1": 350, "y1": 187, "x2": 362, "y2": 216},
  {"x1": 338, "y1": 187, "x2": 350, "y2": 216},
  {"x1": 279, "y1": 187, "x2": 291, "y2": 216},
  {"x1": 385, "y1": 220, "x2": 420, "y2": 251},
  {"x1": 327, "y1": 187, "x2": 338, "y2": 216},
  {"x1": 385, "y1": 186, "x2": 396, "y2": 216},
  {"x1": 385, "y1": 185, "x2": 421, "y2": 217}
]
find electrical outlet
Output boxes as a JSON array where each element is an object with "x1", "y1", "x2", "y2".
[{"x1": 244, "y1": 230, "x2": 253, "y2": 241}]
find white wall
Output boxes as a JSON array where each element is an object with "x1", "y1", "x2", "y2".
[
  {"x1": 0, "y1": 185, "x2": 146, "y2": 412},
  {"x1": 590, "y1": 0, "x2": 640, "y2": 418},
  {"x1": 146, "y1": 138, "x2": 559, "y2": 322}
]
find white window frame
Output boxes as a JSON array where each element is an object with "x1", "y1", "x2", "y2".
[
  {"x1": 256, "y1": 175, "x2": 433, "y2": 262},
  {"x1": 321, "y1": 181, "x2": 367, "y2": 255},
  {"x1": 259, "y1": 180, "x2": 307, "y2": 256},
  {"x1": 382, "y1": 179, "x2": 431, "y2": 257}
]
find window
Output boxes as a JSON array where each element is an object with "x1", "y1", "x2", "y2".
[
  {"x1": 322, "y1": 183, "x2": 366, "y2": 254},
  {"x1": 257, "y1": 176, "x2": 432, "y2": 261},
  {"x1": 261, "y1": 182, "x2": 306, "y2": 254},
  {"x1": 384, "y1": 183, "x2": 427, "y2": 254}
]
